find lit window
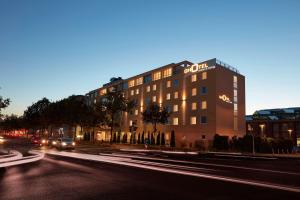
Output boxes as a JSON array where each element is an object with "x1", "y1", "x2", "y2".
[
  {"x1": 152, "y1": 84, "x2": 157, "y2": 91},
  {"x1": 135, "y1": 109, "x2": 138, "y2": 115},
  {"x1": 153, "y1": 71, "x2": 161, "y2": 81},
  {"x1": 191, "y1": 74, "x2": 197, "y2": 82},
  {"x1": 202, "y1": 72, "x2": 207, "y2": 80},
  {"x1": 136, "y1": 77, "x2": 143, "y2": 85},
  {"x1": 128, "y1": 80, "x2": 135, "y2": 88},
  {"x1": 233, "y1": 76, "x2": 238, "y2": 88},
  {"x1": 234, "y1": 103, "x2": 238, "y2": 111},
  {"x1": 100, "y1": 89, "x2": 107, "y2": 95},
  {"x1": 173, "y1": 104, "x2": 178, "y2": 112},
  {"x1": 174, "y1": 92, "x2": 178, "y2": 99},
  {"x1": 192, "y1": 88, "x2": 197, "y2": 96},
  {"x1": 173, "y1": 117, "x2": 179, "y2": 125},
  {"x1": 163, "y1": 68, "x2": 172, "y2": 78},
  {"x1": 131, "y1": 90, "x2": 134, "y2": 96},
  {"x1": 146, "y1": 85, "x2": 151, "y2": 92},
  {"x1": 202, "y1": 101, "x2": 207, "y2": 109},
  {"x1": 152, "y1": 96, "x2": 157, "y2": 102},
  {"x1": 166, "y1": 93, "x2": 171, "y2": 100},
  {"x1": 234, "y1": 89, "x2": 238, "y2": 102},
  {"x1": 136, "y1": 89, "x2": 139, "y2": 95},
  {"x1": 190, "y1": 117, "x2": 197, "y2": 125},
  {"x1": 109, "y1": 87, "x2": 115, "y2": 92},
  {"x1": 166, "y1": 80, "x2": 171, "y2": 88},
  {"x1": 129, "y1": 120, "x2": 133, "y2": 126},
  {"x1": 191, "y1": 102, "x2": 197, "y2": 110}
]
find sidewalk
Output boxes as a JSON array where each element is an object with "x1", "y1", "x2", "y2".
[{"x1": 74, "y1": 142, "x2": 300, "y2": 160}]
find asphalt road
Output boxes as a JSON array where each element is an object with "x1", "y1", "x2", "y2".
[{"x1": 1, "y1": 151, "x2": 300, "y2": 200}]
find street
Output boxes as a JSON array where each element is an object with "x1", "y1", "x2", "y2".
[{"x1": 1, "y1": 147, "x2": 300, "y2": 200}]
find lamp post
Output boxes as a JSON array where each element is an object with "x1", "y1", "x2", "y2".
[{"x1": 250, "y1": 127, "x2": 255, "y2": 155}]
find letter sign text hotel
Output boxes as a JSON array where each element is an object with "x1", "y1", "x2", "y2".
[
  {"x1": 219, "y1": 94, "x2": 232, "y2": 104},
  {"x1": 184, "y1": 63, "x2": 215, "y2": 74}
]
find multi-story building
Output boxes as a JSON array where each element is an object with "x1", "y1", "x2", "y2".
[
  {"x1": 246, "y1": 107, "x2": 300, "y2": 146},
  {"x1": 86, "y1": 58, "x2": 245, "y2": 148}
]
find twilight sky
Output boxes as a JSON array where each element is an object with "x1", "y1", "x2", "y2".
[{"x1": 0, "y1": 0, "x2": 300, "y2": 116}]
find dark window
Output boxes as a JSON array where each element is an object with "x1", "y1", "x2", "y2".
[
  {"x1": 123, "y1": 82, "x2": 128, "y2": 90},
  {"x1": 173, "y1": 79, "x2": 179, "y2": 87},
  {"x1": 201, "y1": 86, "x2": 207, "y2": 94},
  {"x1": 145, "y1": 97, "x2": 151, "y2": 105},
  {"x1": 144, "y1": 74, "x2": 152, "y2": 83},
  {"x1": 202, "y1": 135, "x2": 206, "y2": 139},
  {"x1": 200, "y1": 116, "x2": 207, "y2": 124},
  {"x1": 165, "y1": 105, "x2": 171, "y2": 113}
]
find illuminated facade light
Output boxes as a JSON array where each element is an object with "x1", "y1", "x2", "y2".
[{"x1": 86, "y1": 58, "x2": 245, "y2": 148}]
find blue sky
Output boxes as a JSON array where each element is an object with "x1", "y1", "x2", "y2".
[{"x1": 0, "y1": 0, "x2": 300, "y2": 116}]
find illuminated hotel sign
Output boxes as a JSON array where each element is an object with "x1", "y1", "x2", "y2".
[
  {"x1": 219, "y1": 95, "x2": 232, "y2": 104},
  {"x1": 184, "y1": 63, "x2": 215, "y2": 74}
]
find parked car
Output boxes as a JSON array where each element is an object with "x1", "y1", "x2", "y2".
[
  {"x1": 55, "y1": 138, "x2": 76, "y2": 150},
  {"x1": 0, "y1": 136, "x2": 5, "y2": 144},
  {"x1": 31, "y1": 136, "x2": 42, "y2": 145},
  {"x1": 47, "y1": 137, "x2": 56, "y2": 147}
]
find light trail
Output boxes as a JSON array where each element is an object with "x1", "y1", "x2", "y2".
[
  {"x1": 103, "y1": 152, "x2": 300, "y2": 176},
  {"x1": 41, "y1": 150, "x2": 300, "y2": 193}
]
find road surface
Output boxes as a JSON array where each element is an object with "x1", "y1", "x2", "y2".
[{"x1": 1, "y1": 149, "x2": 300, "y2": 200}]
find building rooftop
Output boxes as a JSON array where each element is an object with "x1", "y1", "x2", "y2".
[
  {"x1": 86, "y1": 58, "x2": 241, "y2": 95},
  {"x1": 246, "y1": 107, "x2": 300, "y2": 121}
]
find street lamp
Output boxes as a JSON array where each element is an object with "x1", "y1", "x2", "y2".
[
  {"x1": 259, "y1": 124, "x2": 265, "y2": 137},
  {"x1": 288, "y1": 129, "x2": 293, "y2": 138}
]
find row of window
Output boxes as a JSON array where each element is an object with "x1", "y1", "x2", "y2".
[
  {"x1": 128, "y1": 68, "x2": 173, "y2": 88},
  {"x1": 191, "y1": 72, "x2": 207, "y2": 82},
  {"x1": 233, "y1": 75, "x2": 238, "y2": 131},
  {"x1": 173, "y1": 116, "x2": 207, "y2": 125},
  {"x1": 131, "y1": 101, "x2": 207, "y2": 116},
  {"x1": 130, "y1": 86, "x2": 207, "y2": 97},
  {"x1": 129, "y1": 116, "x2": 207, "y2": 126}
]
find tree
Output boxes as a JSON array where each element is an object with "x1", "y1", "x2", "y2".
[
  {"x1": 96, "y1": 90, "x2": 135, "y2": 143},
  {"x1": 141, "y1": 131, "x2": 145, "y2": 144},
  {"x1": 23, "y1": 97, "x2": 51, "y2": 135},
  {"x1": 161, "y1": 132, "x2": 165, "y2": 146},
  {"x1": 1, "y1": 114, "x2": 23, "y2": 132},
  {"x1": 170, "y1": 130, "x2": 175, "y2": 147},
  {"x1": 156, "y1": 132, "x2": 161, "y2": 145},
  {"x1": 0, "y1": 89, "x2": 10, "y2": 117},
  {"x1": 142, "y1": 103, "x2": 171, "y2": 144}
]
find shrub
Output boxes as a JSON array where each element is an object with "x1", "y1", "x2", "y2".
[
  {"x1": 141, "y1": 131, "x2": 145, "y2": 144},
  {"x1": 213, "y1": 134, "x2": 229, "y2": 151},
  {"x1": 161, "y1": 132, "x2": 165, "y2": 146},
  {"x1": 170, "y1": 130, "x2": 175, "y2": 147},
  {"x1": 156, "y1": 132, "x2": 161, "y2": 145}
]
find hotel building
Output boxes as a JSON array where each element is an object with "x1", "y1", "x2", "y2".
[{"x1": 86, "y1": 58, "x2": 245, "y2": 148}]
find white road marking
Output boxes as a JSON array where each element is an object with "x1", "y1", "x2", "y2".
[
  {"x1": 41, "y1": 150, "x2": 300, "y2": 193},
  {"x1": 0, "y1": 150, "x2": 44, "y2": 168},
  {"x1": 104, "y1": 153, "x2": 300, "y2": 176},
  {"x1": 0, "y1": 150, "x2": 23, "y2": 163}
]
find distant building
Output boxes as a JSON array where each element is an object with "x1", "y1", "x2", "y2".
[
  {"x1": 86, "y1": 58, "x2": 246, "y2": 148},
  {"x1": 246, "y1": 107, "x2": 300, "y2": 146}
]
